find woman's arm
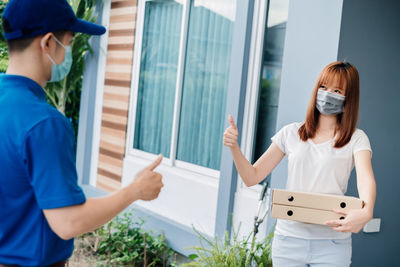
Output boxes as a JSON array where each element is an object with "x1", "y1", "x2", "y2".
[
  {"x1": 354, "y1": 150, "x2": 376, "y2": 216},
  {"x1": 325, "y1": 150, "x2": 376, "y2": 233},
  {"x1": 223, "y1": 115, "x2": 285, "y2": 187}
]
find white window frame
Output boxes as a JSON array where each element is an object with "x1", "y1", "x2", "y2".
[
  {"x1": 125, "y1": 0, "x2": 220, "y2": 179},
  {"x1": 238, "y1": 0, "x2": 270, "y2": 194}
]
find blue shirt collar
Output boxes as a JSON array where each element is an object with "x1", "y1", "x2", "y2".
[{"x1": 0, "y1": 74, "x2": 46, "y2": 101}]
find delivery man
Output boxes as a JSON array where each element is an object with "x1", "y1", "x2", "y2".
[{"x1": 0, "y1": 0, "x2": 164, "y2": 266}]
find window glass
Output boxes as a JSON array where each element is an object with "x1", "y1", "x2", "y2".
[
  {"x1": 133, "y1": 1, "x2": 183, "y2": 157},
  {"x1": 252, "y1": 0, "x2": 289, "y2": 163},
  {"x1": 176, "y1": 0, "x2": 236, "y2": 170}
]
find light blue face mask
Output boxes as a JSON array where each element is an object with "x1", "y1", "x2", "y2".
[{"x1": 47, "y1": 36, "x2": 73, "y2": 82}]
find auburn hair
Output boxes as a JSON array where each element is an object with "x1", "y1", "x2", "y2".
[{"x1": 298, "y1": 61, "x2": 360, "y2": 148}]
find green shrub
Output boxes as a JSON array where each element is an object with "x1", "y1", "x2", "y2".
[
  {"x1": 79, "y1": 212, "x2": 176, "y2": 267},
  {"x1": 182, "y1": 226, "x2": 273, "y2": 267},
  {"x1": 0, "y1": 0, "x2": 8, "y2": 73},
  {"x1": 0, "y1": 45, "x2": 7, "y2": 72}
]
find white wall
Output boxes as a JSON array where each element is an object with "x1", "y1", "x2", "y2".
[
  {"x1": 122, "y1": 156, "x2": 219, "y2": 237},
  {"x1": 267, "y1": 0, "x2": 344, "y2": 230},
  {"x1": 338, "y1": 0, "x2": 400, "y2": 265}
]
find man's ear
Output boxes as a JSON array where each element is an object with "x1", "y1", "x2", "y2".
[{"x1": 40, "y1": 33, "x2": 55, "y2": 54}]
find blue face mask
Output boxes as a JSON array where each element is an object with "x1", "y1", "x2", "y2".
[{"x1": 46, "y1": 36, "x2": 73, "y2": 82}]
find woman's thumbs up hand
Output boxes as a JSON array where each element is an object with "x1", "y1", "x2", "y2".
[{"x1": 223, "y1": 115, "x2": 239, "y2": 148}]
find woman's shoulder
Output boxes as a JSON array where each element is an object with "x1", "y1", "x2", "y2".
[
  {"x1": 352, "y1": 128, "x2": 369, "y2": 139},
  {"x1": 281, "y1": 122, "x2": 304, "y2": 132},
  {"x1": 349, "y1": 128, "x2": 372, "y2": 153},
  {"x1": 274, "y1": 122, "x2": 304, "y2": 139},
  {"x1": 349, "y1": 128, "x2": 371, "y2": 147}
]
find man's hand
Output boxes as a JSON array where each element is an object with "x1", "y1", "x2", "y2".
[
  {"x1": 131, "y1": 155, "x2": 164, "y2": 201},
  {"x1": 43, "y1": 154, "x2": 165, "y2": 240}
]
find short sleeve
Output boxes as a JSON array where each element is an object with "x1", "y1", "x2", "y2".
[
  {"x1": 271, "y1": 124, "x2": 290, "y2": 154},
  {"x1": 352, "y1": 129, "x2": 372, "y2": 156},
  {"x1": 22, "y1": 117, "x2": 86, "y2": 209}
]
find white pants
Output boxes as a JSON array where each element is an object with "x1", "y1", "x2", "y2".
[{"x1": 272, "y1": 234, "x2": 352, "y2": 267}]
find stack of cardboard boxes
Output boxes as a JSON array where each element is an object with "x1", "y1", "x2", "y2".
[{"x1": 271, "y1": 189, "x2": 364, "y2": 225}]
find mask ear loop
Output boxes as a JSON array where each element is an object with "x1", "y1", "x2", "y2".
[
  {"x1": 46, "y1": 35, "x2": 66, "y2": 66},
  {"x1": 46, "y1": 53, "x2": 57, "y2": 65},
  {"x1": 53, "y1": 35, "x2": 67, "y2": 50}
]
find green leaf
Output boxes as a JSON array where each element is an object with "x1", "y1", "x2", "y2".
[{"x1": 189, "y1": 254, "x2": 199, "y2": 260}]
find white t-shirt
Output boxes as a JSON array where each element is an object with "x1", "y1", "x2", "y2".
[{"x1": 271, "y1": 122, "x2": 372, "y2": 239}]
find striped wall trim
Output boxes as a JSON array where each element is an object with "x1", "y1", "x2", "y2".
[
  {"x1": 108, "y1": 43, "x2": 134, "y2": 51},
  {"x1": 110, "y1": 14, "x2": 136, "y2": 23},
  {"x1": 97, "y1": 0, "x2": 138, "y2": 191},
  {"x1": 105, "y1": 72, "x2": 131, "y2": 81},
  {"x1": 96, "y1": 175, "x2": 121, "y2": 192},
  {"x1": 98, "y1": 167, "x2": 121, "y2": 181},
  {"x1": 103, "y1": 106, "x2": 129, "y2": 117},
  {"x1": 99, "y1": 147, "x2": 124, "y2": 160},
  {"x1": 103, "y1": 92, "x2": 130, "y2": 102},
  {"x1": 106, "y1": 57, "x2": 133, "y2": 65},
  {"x1": 102, "y1": 120, "x2": 127, "y2": 131},
  {"x1": 109, "y1": 29, "x2": 135, "y2": 37},
  {"x1": 111, "y1": 0, "x2": 136, "y2": 9},
  {"x1": 101, "y1": 126, "x2": 126, "y2": 139},
  {"x1": 99, "y1": 153, "x2": 123, "y2": 168},
  {"x1": 104, "y1": 79, "x2": 131, "y2": 87}
]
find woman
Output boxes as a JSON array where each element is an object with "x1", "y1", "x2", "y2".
[{"x1": 223, "y1": 61, "x2": 376, "y2": 266}]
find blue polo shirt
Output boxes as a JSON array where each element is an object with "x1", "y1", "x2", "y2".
[{"x1": 0, "y1": 75, "x2": 86, "y2": 266}]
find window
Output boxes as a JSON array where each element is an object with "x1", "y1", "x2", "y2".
[
  {"x1": 133, "y1": 1, "x2": 182, "y2": 158},
  {"x1": 131, "y1": 0, "x2": 237, "y2": 172},
  {"x1": 252, "y1": 0, "x2": 289, "y2": 163}
]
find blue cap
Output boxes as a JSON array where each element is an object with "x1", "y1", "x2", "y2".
[{"x1": 3, "y1": 0, "x2": 106, "y2": 40}]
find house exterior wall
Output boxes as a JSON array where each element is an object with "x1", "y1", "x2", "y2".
[
  {"x1": 120, "y1": 0, "x2": 236, "y2": 246},
  {"x1": 267, "y1": 0, "x2": 344, "y2": 231},
  {"x1": 337, "y1": 0, "x2": 400, "y2": 265},
  {"x1": 76, "y1": 0, "x2": 108, "y2": 186},
  {"x1": 216, "y1": 0, "x2": 256, "y2": 239},
  {"x1": 268, "y1": 0, "x2": 399, "y2": 265},
  {"x1": 96, "y1": 0, "x2": 138, "y2": 192},
  {"x1": 77, "y1": 0, "x2": 138, "y2": 191},
  {"x1": 78, "y1": 0, "x2": 399, "y2": 262}
]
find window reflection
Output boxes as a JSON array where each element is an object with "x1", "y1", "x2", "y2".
[
  {"x1": 177, "y1": 0, "x2": 236, "y2": 170},
  {"x1": 252, "y1": 0, "x2": 289, "y2": 164},
  {"x1": 134, "y1": 1, "x2": 183, "y2": 157}
]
